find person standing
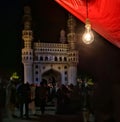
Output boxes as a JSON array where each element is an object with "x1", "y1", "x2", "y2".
[
  {"x1": 6, "y1": 78, "x2": 16, "y2": 120},
  {"x1": 29, "y1": 84, "x2": 36, "y2": 115},
  {"x1": 0, "y1": 80, "x2": 6, "y2": 122},
  {"x1": 39, "y1": 81, "x2": 48, "y2": 115},
  {"x1": 17, "y1": 82, "x2": 31, "y2": 119}
]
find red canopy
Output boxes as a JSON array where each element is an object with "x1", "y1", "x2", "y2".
[{"x1": 55, "y1": 0, "x2": 120, "y2": 48}]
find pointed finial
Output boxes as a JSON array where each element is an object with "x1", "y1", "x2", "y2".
[
  {"x1": 24, "y1": 6, "x2": 31, "y2": 15},
  {"x1": 60, "y1": 29, "x2": 66, "y2": 43},
  {"x1": 23, "y1": 6, "x2": 32, "y2": 30},
  {"x1": 67, "y1": 14, "x2": 76, "y2": 32}
]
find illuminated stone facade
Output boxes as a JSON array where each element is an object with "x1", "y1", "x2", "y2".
[{"x1": 22, "y1": 6, "x2": 79, "y2": 86}]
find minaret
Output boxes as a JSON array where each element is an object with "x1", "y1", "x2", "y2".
[
  {"x1": 60, "y1": 29, "x2": 66, "y2": 43},
  {"x1": 22, "y1": 6, "x2": 33, "y2": 84},
  {"x1": 67, "y1": 14, "x2": 76, "y2": 49},
  {"x1": 67, "y1": 14, "x2": 79, "y2": 85}
]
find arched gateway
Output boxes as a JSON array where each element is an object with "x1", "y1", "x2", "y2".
[{"x1": 21, "y1": 6, "x2": 79, "y2": 86}]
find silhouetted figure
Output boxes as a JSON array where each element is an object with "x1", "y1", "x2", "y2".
[
  {"x1": 6, "y1": 79, "x2": 16, "y2": 120},
  {"x1": 81, "y1": 80, "x2": 89, "y2": 110},
  {"x1": 56, "y1": 86, "x2": 63, "y2": 114},
  {"x1": 39, "y1": 81, "x2": 48, "y2": 115},
  {"x1": 0, "y1": 81, "x2": 6, "y2": 122},
  {"x1": 29, "y1": 84, "x2": 36, "y2": 115},
  {"x1": 17, "y1": 82, "x2": 31, "y2": 119},
  {"x1": 56, "y1": 84, "x2": 70, "y2": 114}
]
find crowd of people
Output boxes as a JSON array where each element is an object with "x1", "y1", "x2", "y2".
[
  {"x1": 5, "y1": 79, "x2": 49, "y2": 120},
  {"x1": 0, "y1": 77, "x2": 95, "y2": 121}
]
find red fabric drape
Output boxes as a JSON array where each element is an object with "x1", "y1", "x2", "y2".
[{"x1": 55, "y1": 0, "x2": 120, "y2": 48}]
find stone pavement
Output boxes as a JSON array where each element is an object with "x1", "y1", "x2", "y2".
[
  {"x1": 2, "y1": 101, "x2": 57, "y2": 122},
  {"x1": 3, "y1": 115, "x2": 83, "y2": 122},
  {"x1": 3, "y1": 110, "x2": 83, "y2": 122},
  {"x1": 3, "y1": 114, "x2": 83, "y2": 122},
  {"x1": 2, "y1": 102, "x2": 83, "y2": 122}
]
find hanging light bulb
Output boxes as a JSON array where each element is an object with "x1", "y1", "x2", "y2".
[
  {"x1": 82, "y1": 0, "x2": 94, "y2": 44},
  {"x1": 82, "y1": 18, "x2": 94, "y2": 44}
]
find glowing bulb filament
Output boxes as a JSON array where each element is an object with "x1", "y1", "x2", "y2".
[{"x1": 82, "y1": 19, "x2": 94, "y2": 44}]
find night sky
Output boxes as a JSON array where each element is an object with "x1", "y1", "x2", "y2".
[{"x1": 0, "y1": 0, "x2": 23, "y2": 75}]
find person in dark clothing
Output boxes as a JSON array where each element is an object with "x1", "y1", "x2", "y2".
[
  {"x1": 6, "y1": 79, "x2": 17, "y2": 120},
  {"x1": 39, "y1": 81, "x2": 48, "y2": 115},
  {"x1": 0, "y1": 81, "x2": 6, "y2": 122},
  {"x1": 56, "y1": 87, "x2": 64, "y2": 114},
  {"x1": 56, "y1": 84, "x2": 70, "y2": 114},
  {"x1": 17, "y1": 82, "x2": 31, "y2": 119}
]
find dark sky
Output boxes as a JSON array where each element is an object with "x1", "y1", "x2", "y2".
[{"x1": 0, "y1": 0, "x2": 120, "y2": 83}]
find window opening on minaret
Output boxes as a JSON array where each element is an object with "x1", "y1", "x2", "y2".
[
  {"x1": 64, "y1": 66, "x2": 67, "y2": 69},
  {"x1": 35, "y1": 71, "x2": 38, "y2": 74},
  {"x1": 35, "y1": 65, "x2": 38, "y2": 68},
  {"x1": 36, "y1": 78, "x2": 38, "y2": 82},
  {"x1": 65, "y1": 71, "x2": 67, "y2": 75}
]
